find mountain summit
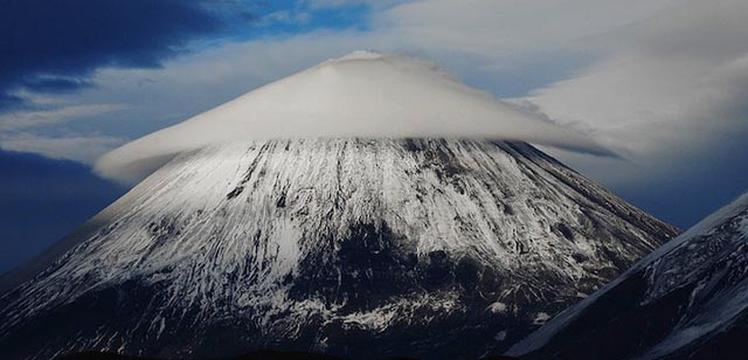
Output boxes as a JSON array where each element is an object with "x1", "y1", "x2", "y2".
[{"x1": 0, "y1": 52, "x2": 675, "y2": 359}]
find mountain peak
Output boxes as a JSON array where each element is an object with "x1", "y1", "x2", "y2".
[{"x1": 329, "y1": 50, "x2": 385, "y2": 61}]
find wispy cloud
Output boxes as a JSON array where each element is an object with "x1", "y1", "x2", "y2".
[
  {"x1": 0, "y1": 104, "x2": 127, "y2": 131},
  {"x1": 0, "y1": 96, "x2": 128, "y2": 165},
  {"x1": 525, "y1": 0, "x2": 748, "y2": 181},
  {"x1": 0, "y1": 133, "x2": 126, "y2": 164}
]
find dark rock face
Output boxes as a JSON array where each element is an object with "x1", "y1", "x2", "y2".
[
  {"x1": 0, "y1": 139, "x2": 677, "y2": 360},
  {"x1": 57, "y1": 350, "x2": 520, "y2": 360},
  {"x1": 510, "y1": 193, "x2": 748, "y2": 360},
  {"x1": 58, "y1": 351, "x2": 345, "y2": 360}
]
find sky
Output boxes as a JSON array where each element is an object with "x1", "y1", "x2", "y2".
[{"x1": 1, "y1": 0, "x2": 747, "y2": 273}]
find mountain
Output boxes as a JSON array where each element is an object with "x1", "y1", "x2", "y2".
[
  {"x1": 0, "y1": 52, "x2": 677, "y2": 359},
  {"x1": 508, "y1": 192, "x2": 748, "y2": 360},
  {"x1": 0, "y1": 138, "x2": 676, "y2": 360}
]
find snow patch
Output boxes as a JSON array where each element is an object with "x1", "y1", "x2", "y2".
[
  {"x1": 533, "y1": 312, "x2": 551, "y2": 325},
  {"x1": 488, "y1": 301, "x2": 508, "y2": 314}
]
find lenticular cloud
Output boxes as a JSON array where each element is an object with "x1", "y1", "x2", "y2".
[{"x1": 96, "y1": 51, "x2": 607, "y2": 183}]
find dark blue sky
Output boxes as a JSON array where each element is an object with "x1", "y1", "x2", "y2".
[
  {"x1": 0, "y1": 0, "x2": 222, "y2": 108},
  {"x1": 0, "y1": 0, "x2": 746, "y2": 273},
  {"x1": 0, "y1": 150, "x2": 124, "y2": 272}
]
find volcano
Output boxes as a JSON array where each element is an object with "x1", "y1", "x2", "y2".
[{"x1": 0, "y1": 52, "x2": 676, "y2": 360}]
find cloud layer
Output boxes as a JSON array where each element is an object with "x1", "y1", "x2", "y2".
[
  {"x1": 4, "y1": 0, "x2": 746, "y2": 226},
  {"x1": 95, "y1": 51, "x2": 608, "y2": 182}
]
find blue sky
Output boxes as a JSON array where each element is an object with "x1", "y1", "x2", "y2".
[{"x1": 1, "y1": 0, "x2": 747, "y2": 272}]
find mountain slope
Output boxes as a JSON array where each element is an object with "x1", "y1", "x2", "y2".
[
  {"x1": 0, "y1": 139, "x2": 676, "y2": 360},
  {"x1": 509, "y1": 192, "x2": 748, "y2": 360}
]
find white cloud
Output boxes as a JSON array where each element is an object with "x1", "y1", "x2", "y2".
[
  {"x1": 260, "y1": 10, "x2": 312, "y2": 25},
  {"x1": 373, "y1": 0, "x2": 684, "y2": 56},
  {"x1": 0, "y1": 133, "x2": 125, "y2": 164},
  {"x1": 0, "y1": 95, "x2": 128, "y2": 165},
  {"x1": 23, "y1": 0, "x2": 745, "y2": 198},
  {"x1": 0, "y1": 103, "x2": 126, "y2": 131},
  {"x1": 304, "y1": 0, "x2": 400, "y2": 10},
  {"x1": 524, "y1": 0, "x2": 748, "y2": 185},
  {"x1": 95, "y1": 51, "x2": 609, "y2": 183}
]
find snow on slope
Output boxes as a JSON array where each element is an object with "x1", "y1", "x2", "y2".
[
  {"x1": 0, "y1": 139, "x2": 675, "y2": 360},
  {"x1": 95, "y1": 51, "x2": 609, "y2": 183},
  {"x1": 508, "y1": 192, "x2": 748, "y2": 360}
]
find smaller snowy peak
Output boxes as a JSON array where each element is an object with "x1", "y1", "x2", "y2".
[
  {"x1": 509, "y1": 191, "x2": 748, "y2": 360},
  {"x1": 95, "y1": 51, "x2": 607, "y2": 183}
]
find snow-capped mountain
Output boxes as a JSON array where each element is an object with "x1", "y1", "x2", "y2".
[
  {"x1": 509, "y1": 192, "x2": 748, "y2": 360},
  {"x1": 0, "y1": 139, "x2": 676, "y2": 359},
  {"x1": 0, "y1": 52, "x2": 677, "y2": 359}
]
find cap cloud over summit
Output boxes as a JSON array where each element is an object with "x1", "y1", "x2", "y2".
[{"x1": 95, "y1": 51, "x2": 609, "y2": 183}]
